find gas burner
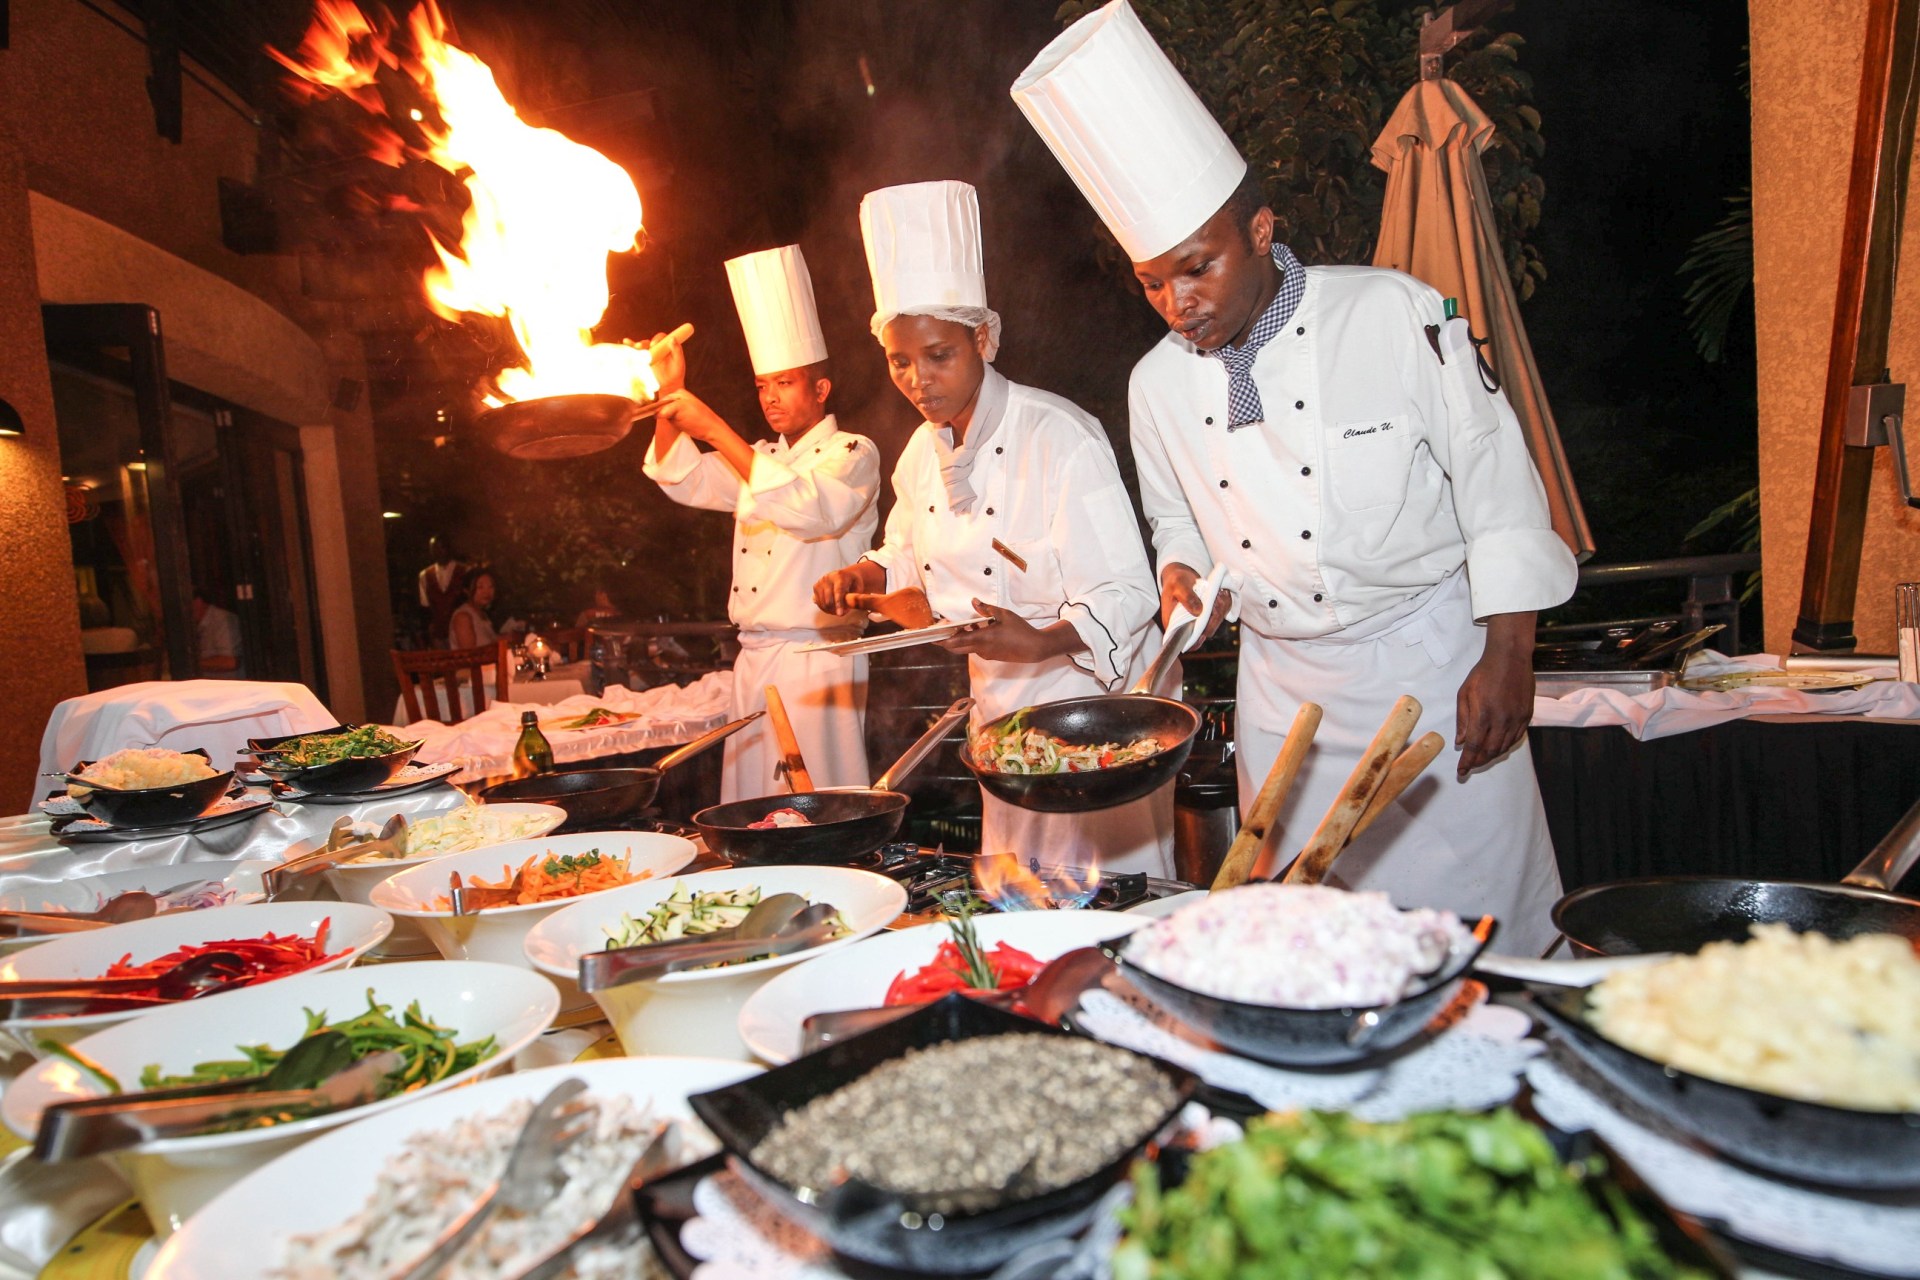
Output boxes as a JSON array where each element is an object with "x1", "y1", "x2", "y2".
[{"x1": 857, "y1": 844, "x2": 1185, "y2": 915}]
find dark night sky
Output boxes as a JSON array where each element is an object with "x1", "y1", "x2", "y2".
[{"x1": 366, "y1": 0, "x2": 1757, "y2": 626}]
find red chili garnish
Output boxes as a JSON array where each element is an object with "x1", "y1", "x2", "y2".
[
  {"x1": 883, "y1": 940, "x2": 1045, "y2": 1012},
  {"x1": 86, "y1": 920, "x2": 348, "y2": 1009}
]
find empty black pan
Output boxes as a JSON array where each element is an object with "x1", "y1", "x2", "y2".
[
  {"x1": 479, "y1": 712, "x2": 759, "y2": 829},
  {"x1": 698, "y1": 698, "x2": 972, "y2": 866},
  {"x1": 963, "y1": 616, "x2": 1199, "y2": 814},
  {"x1": 1553, "y1": 796, "x2": 1920, "y2": 957}
]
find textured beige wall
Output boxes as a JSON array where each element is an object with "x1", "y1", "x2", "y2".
[
  {"x1": 1752, "y1": 0, "x2": 1920, "y2": 653},
  {"x1": 0, "y1": 135, "x2": 88, "y2": 809}
]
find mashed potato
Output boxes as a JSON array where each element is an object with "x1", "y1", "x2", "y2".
[
  {"x1": 1590, "y1": 923, "x2": 1920, "y2": 1112},
  {"x1": 68, "y1": 747, "x2": 217, "y2": 794}
]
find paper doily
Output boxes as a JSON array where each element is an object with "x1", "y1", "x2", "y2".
[
  {"x1": 1072, "y1": 989, "x2": 1540, "y2": 1121},
  {"x1": 52, "y1": 793, "x2": 271, "y2": 833},
  {"x1": 1527, "y1": 1050, "x2": 1920, "y2": 1276}
]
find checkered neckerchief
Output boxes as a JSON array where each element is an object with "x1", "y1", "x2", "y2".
[{"x1": 1204, "y1": 243, "x2": 1305, "y2": 427}]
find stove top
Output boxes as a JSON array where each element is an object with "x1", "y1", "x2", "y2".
[{"x1": 854, "y1": 844, "x2": 1192, "y2": 915}]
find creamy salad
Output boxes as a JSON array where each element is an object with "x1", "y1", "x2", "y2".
[{"x1": 1127, "y1": 884, "x2": 1469, "y2": 1009}]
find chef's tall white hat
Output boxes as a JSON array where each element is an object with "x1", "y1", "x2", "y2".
[
  {"x1": 859, "y1": 180, "x2": 1001, "y2": 359},
  {"x1": 723, "y1": 244, "x2": 829, "y2": 377},
  {"x1": 1011, "y1": 0, "x2": 1247, "y2": 262}
]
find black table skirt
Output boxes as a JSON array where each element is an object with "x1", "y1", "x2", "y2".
[{"x1": 1529, "y1": 719, "x2": 1920, "y2": 893}]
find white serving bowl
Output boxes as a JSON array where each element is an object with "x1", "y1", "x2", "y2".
[
  {"x1": 281, "y1": 802, "x2": 566, "y2": 959},
  {"x1": 369, "y1": 832, "x2": 695, "y2": 1010},
  {"x1": 523, "y1": 865, "x2": 909, "y2": 1061},
  {"x1": 0, "y1": 860, "x2": 277, "y2": 959},
  {"x1": 1, "y1": 959, "x2": 557, "y2": 1237},
  {"x1": 737, "y1": 908, "x2": 1145, "y2": 1064},
  {"x1": 0, "y1": 901, "x2": 391, "y2": 1055},
  {"x1": 148, "y1": 1055, "x2": 760, "y2": 1278}
]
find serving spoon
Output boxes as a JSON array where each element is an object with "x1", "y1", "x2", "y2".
[{"x1": 0, "y1": 950, "x2": 250, "y2": 1019}]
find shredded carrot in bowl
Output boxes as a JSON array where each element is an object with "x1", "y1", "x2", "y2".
[{"x1": 430, "y1": 848, "x2": 650, "y2": 910}]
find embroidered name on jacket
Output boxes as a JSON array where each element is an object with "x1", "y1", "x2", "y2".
[{"x1": 1342, "y1": 421, "x2": 1396, "y2": 439}]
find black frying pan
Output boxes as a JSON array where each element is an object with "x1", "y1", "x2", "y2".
[
  {"x1": 1553, "y1": 797, "x2": 1920, "y2": 957},
  {"x1": 478, "y1": 712, "x2": 759, "y2": 829},
  {"x1": 962, "y1": 614, "x2": 1200, "y2": 814},
  {"x1": 697, "y1": 698, "x2": 972, "y2": 866}
]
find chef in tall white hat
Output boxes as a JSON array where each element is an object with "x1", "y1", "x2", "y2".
[
  {"x1": 643, "y1": 244, "x2": 880, "y2": 799},
  {"x1": 813, "y1": 180, "x2": 1174, "y2": 877},
  {"x1": 1012, "y1": 0, "x2": 1577, "y2": 951}
]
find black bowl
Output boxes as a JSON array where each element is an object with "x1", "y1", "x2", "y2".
[
  {"x1": 1105, "y1": 918, "x2": 1497, "y2": 1068},
  {"x1": 695, "y1": 790, "x2": 907, "y2": 866},
  {"x1": 66, "y1": 749, "x2": 234, "y2": 829},
  {"x1": 962, "y1": 695, "x2": 1197, "y2": 814},
  {"x1": 254, "y1": 728, "x2": 421, "y2": 795},
  {"x1": 245, "y1": 724, "x2": 349, "y2": 753},
  {"x1": 480, "y1": 767, "x2": 660, "y2": 830},
  {"x1": 1530, "y1": 984, "x2": 1920, "y2": 1189},
  {"x1": 689, "y1": 994, "x2": 1195, "y2": 1276}
]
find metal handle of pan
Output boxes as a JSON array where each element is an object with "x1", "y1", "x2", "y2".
[
  {"x1": 650, "y1": 711, "x2": 764, "y2": 774},
  {"x1": 1129, "y1": 618, "x2": 1195, "y2": 697},
  {"x1": 873, "y1": 697, "x2": 976, "y2": 792},
  {"x1": 1841, "y1": 794, "x2": 1920, "y2": 891}
]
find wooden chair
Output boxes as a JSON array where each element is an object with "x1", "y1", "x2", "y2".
[
  {"x1": 391, "y1": 639, "x2": 511, "y2": 724},
  {"x1": 541, "y1": 626, "x2": 587, "y2": 663}
]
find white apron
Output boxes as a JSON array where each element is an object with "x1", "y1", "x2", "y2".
[
  {"x1": 722, "y1": 631, "x2": 871, "y2": 801},
  {"x1": 1234, "y1": 571, "x2": 1561, "y2": 955}
]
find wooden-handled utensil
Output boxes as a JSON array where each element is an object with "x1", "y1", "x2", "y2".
[
  {"x1": 1286, "y1": 730, "x2": 1446, "y2": 886},
  {"x1": 1282, "y1": 695, "x2": 1422, "y2": 886},
  {"x1": 1211, "y1": 702, "x2": 1322, "y2": 891},
  {"x1": 763, "y1": 686, "x2": 814, "y2": 793}
]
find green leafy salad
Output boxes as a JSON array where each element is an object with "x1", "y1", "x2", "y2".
[{"x1": 269, "y1": 725, "x2": 412, "y2": 769}]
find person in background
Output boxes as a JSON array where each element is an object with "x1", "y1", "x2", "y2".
[
  {"x1": 448, "y1": 566, "x2": 500, "y2": 650},
  {"x1": 418, "y1": 535, "x2": 466, "y2": 648},
  {"x1": 191, "y1": 586, "x2": 243, "y2": 678},
  {"x1": 1012, "y1": 0, "x2": 1577, "y2": 950},
  {"x1": 643, "y1": 244, "x2": 881, "y2": 799},
  {"x1": 574, "y1": 587, "x2": 622, "y2": 631},
  {"x1": 813, "y1": 180, "x2": 1173, "y2": 877}
]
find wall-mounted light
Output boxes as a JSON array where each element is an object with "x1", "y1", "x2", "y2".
[
  {"x1": 0, "y1": 398, "x2": 23, "y2": 437},
  {"x1": 382, "y1": 510, "x2": 403, "y2": 519},
  {"x1": 126, "y1": 460, "x2": 148, "y2": 472}
]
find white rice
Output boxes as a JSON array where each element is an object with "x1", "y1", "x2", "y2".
[{"x1": 69, "y1": 747, "x2": 215, "y2": 793}]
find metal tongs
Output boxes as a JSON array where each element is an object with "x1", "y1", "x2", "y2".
[
  {"x1": 34, "y1": 1040, "x2": 403, "y2": 1160},
  {"x1": 578, "y1": 893, "x2": 839, "y2": 992},
  {"x1": 264, "y1": 814, "x2": 409, "y2": 901},
  {"x1": 0, "y1": 891, "x2": 161, "y2": 937}
]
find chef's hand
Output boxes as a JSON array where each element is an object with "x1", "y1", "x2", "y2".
[
  {"x1": 940, "y1": 601, "x2": 1083, "y2": 664},
  {"x1": 656, "y1": 390, "x2": 726, "y2": 443},
  {"x1": 1159, "y1": 563, "x2": 1232, "y2": 640},
  {"x1": 814, "y1": 562, "x2": 886, "y2": 615},
  {"x1": 647, "y1": 331, "x2": 688, "y2": 397},
  {"x1": 1455, "y1": 611, "x2": 1537, "y2": 780}
]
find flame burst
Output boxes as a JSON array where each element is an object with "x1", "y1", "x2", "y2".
[
  {"x1": 273, "y1": 0, "x2": 661, "y2": 405},
  {"x1": 973, "y1": 853, "x2": 1101, "y2": 911}
]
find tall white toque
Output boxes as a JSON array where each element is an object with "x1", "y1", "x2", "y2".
[
  {"x1": 724, "y1": 244, "x2": 830, "y2": 377},
  {"x1": 859, "y1": 180, "x2": 996, "y2": 354},
  {"x1": 1010, "y1": 0, "x2": 1248, "y2": 262}
]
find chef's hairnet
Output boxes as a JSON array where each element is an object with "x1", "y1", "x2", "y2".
[{"x1": 870, "y1": 305, "x2": 1003, "y2": 363}]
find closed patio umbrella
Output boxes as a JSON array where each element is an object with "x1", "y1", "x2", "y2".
[{"x1": 1372, "y1": 77, "x2": 1596, "y2": 561}]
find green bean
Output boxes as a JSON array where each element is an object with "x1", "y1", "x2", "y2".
[{"x1": 39, "y1": 1039, "x2": 123, "y2": 1095}]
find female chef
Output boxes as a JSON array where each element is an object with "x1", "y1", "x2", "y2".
[
  {"x1": 814, "y1": 180, "x2": 1173, "y2": 877},
  {"x1": 1012, "y1": 1, "x2": 1578, "y2": 951}
]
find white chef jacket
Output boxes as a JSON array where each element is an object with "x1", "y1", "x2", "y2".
[
  {"x1": 643, "y1": 414, "x2": 881, "y2": 796},
  {"x1": 1129, "y1": 266, "x2": 1576, "y2": 638},
  {"x1": 864, "y1": 367, "x2": 1173, "y2": 876},
  {"x1": 1128, "y1": 266, "x2": 1576, "y2": 949}
]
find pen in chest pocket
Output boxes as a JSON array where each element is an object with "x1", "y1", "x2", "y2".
[{"x1": 990, "y1": 538, "x2": 1028, "y2": 572}]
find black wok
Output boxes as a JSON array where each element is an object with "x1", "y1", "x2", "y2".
[
  {"x1": 478, "y1": 712, "x2": 759, "y2": 830},
  {"x1": 1530, "y1": 984, "x2": 1920, "y2": 1188},
  {"x1": 698, "y1": 698, "x2": 972, "y2": 867},
  {"x1": 962, "y1": 614, "x2": 1201, "y2": 815},
  {"x1": 1553, "y1": 796, "x2": 1920, "y2": 957}
]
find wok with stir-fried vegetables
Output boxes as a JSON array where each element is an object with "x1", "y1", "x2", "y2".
[{"x1": 971, "y1": 710, "x2": 1165, "y2": 775}]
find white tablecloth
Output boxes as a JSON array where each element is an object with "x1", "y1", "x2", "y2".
[
  {"x1": 392, "y1": 672, "x2": 734, "y2": 781},
  {"x1": 1530, "y1": 652, "x2": 1920, "y2": 741},
  {"x1": 391, "y1": 662, "x2": 592, "y2": 726}
]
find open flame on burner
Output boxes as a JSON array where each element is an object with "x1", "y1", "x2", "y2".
[
  {"x1": 272, "y1": 0, "x2": 663, "y2": 408},
  {"x1": 973, "y1": 853, "x2": 1100, "y2": 911}
]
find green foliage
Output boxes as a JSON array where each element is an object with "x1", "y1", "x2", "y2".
[
  {"x1": 1053, "y1": 0, "x2": 1546, "y2": 294},
  {"x1": 1678, "y1": 189, "x2": 1754, "y2": 364}
]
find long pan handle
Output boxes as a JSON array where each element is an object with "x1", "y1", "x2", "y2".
[
  {"x1": 1843, "y1": 794, "x2": 1920, "y2": 890},
  {"x1": 1212, "y1": 702, "x2": 1322, "y2": 891},
  {"x1": 1345, "y1": 732, "x2": 1446, "y2": 846},
  {"x1": 1283, "y1": 696, "x2": 1421, "y2": 886},
  {"x1": 873, "y1": 698, "x2": 975, "y2": 792},
  {"x1": 652, "y1": 711, "x2": 764, "y2": 774},
  {"x1": 763, "y1": 687, "x2": 814, "y2": 793}
]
